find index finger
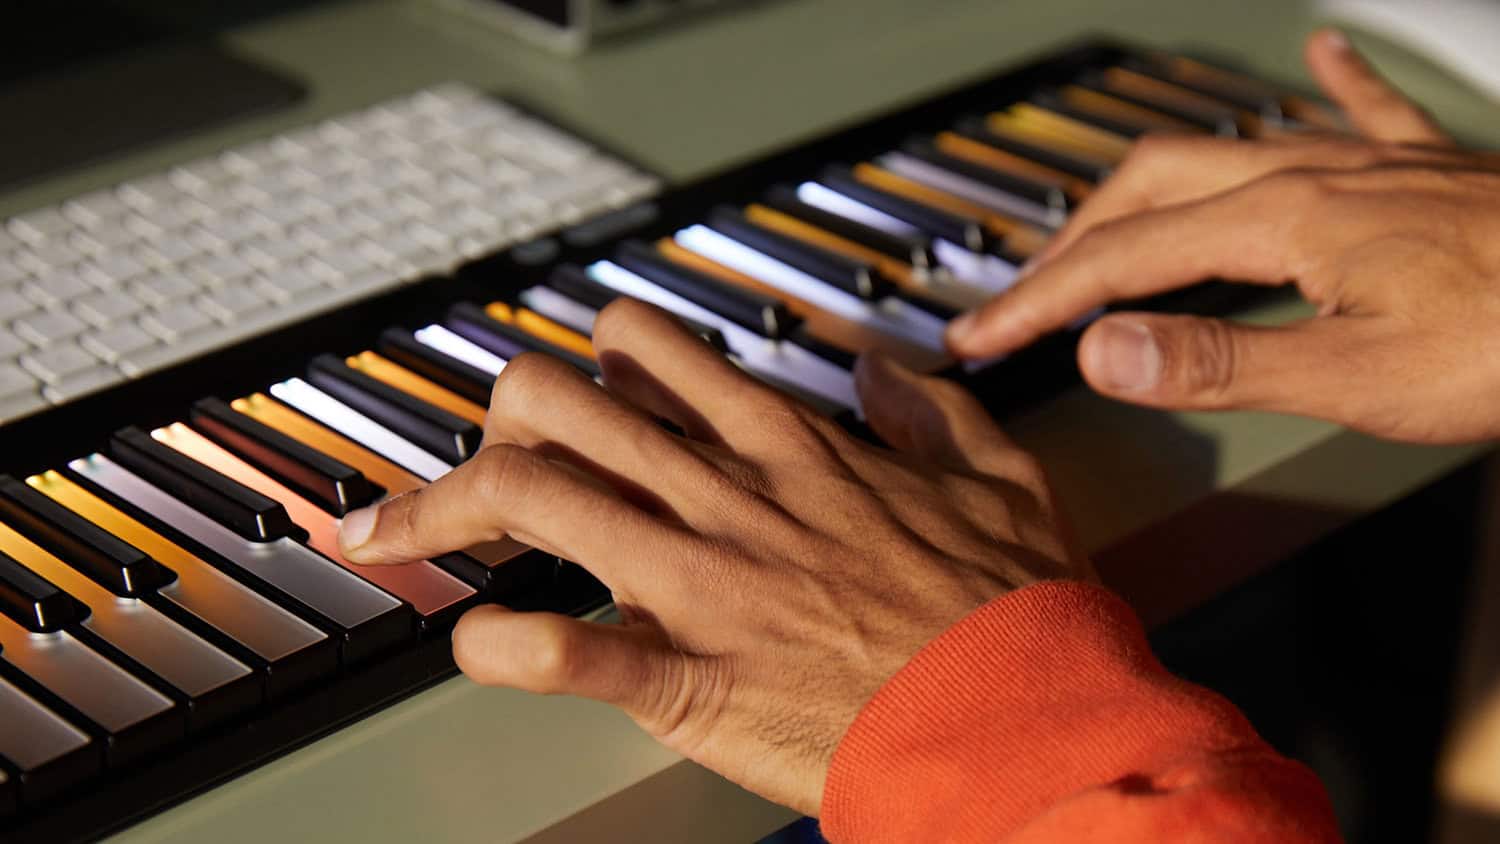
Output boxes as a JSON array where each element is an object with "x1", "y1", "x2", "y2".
[
  {"x1": 945, "y1": 173, "x2": 1317, "y2": 357},
  {"x1": 339, "y1": 442, "x2": 685, "y2": 591}
]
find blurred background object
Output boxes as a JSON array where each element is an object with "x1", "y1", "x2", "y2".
[
  {"x1": 434, "y1": 0, "x2": 766, "y2": 53},
  {"x1": 1321, "y1": 0, "x2": 1500, "y2": 102}
]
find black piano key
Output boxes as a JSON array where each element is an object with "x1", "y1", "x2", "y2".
[
  {"x1": 0, "y1": 477, "x2": 167, "y2": 597},
  {"x1": 445, "y1": 303, "x2": 601, "y2": 378},
  {"x1": 952, "y1": 118, "x2": 1110, "y2": 183},
  {"x1": 0, "y1": 674, "x2": 98, "y2": 807},
  {"x1": 1074, "y1": 74, "x2": 1234, "y2": 134},
  {"x1": 899, "y1": 138, "x2": 1068, "y2": 211},
  {"x1": 306, "y1": 356, "x2": 481, "y2": 465},
  {"x1": 545, "y1": 266, "x2": 732, "y2": 354},
  {"x1": 763, "y1": 185, "x2": 941, "y2": 273},
  {"x1": 820, "y1": 165, "x2": 994, "y2": 253},
  {"x1": 1121, "y1": 55, "x2": 1284, "y2": 116},
  {"x1": 706, "y1": 207, "x2": 894, "y2": 301},
  {"x1": 190, "y1": 398, "x2": 380, "y2": 517},
  {"x1": 108, "y1": 427, "x2": 297, "y2": 544},
  {"x1": 0, "y1": 551, "x2": 79, "y2": 633},
  {"x1": 615, "y1": 240, "x2": 801, "y2": 339},
  {"x1": 377, "y1": 328, "x2": 495, "y2": 406},
  {"x1": 1027, "y1": 90, "x2": 1149, "y2": 138},
  {"x1": 894, "y1": 290, "x2": 961, "y2": 322}
]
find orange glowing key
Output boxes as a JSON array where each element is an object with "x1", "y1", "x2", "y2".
[
  {"x1": 483, "y1": 302, "x2": 596, "y2": 360},
  {"x1": 1057, "y1": 85, "x2": 1201, "y2": 134},
  {"x1": 996, "y1": 105, "x2": 1133, "y2": 161},
  {"x1": 851, "y1": 164, "x2": 1050, "y2": 257},
  {"x1": 983, "y1": 113, "x2": 1117, "y2": 168},
  {"x1": 934, "y1": 132, "x2": 1093, "y2": 202},
  {"x1": 743, "y1": 204, "x2": 921, "y2": 290},
  {"x1": 345, "y1": 352, "x2": 487, "y2": 426},
  {"x1": 151, "y1": 423, "x2": 475, "y2": 617},
  {"x1": 1099, "y1": 67, "x2": 1258, "y2": 134},
  {"x1": 231, "y1": 394, "x2": 424, "y2": 496}
]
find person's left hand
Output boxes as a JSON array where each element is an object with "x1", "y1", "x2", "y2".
[{"x1": 336, "y1": 299, "x2": 1092, "y2": 815}]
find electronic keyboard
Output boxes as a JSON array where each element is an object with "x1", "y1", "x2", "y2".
[{"x1": 0, "y1": 40, "x2": 1326, "y2": 842}]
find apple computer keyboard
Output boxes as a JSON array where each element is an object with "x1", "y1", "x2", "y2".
[{"x1": 0, "y1": 83, "x2": 659, "y2": 426}]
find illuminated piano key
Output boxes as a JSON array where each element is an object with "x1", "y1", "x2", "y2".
[
  {"x1": 0, "y1": 674, "x2": 96, "y2": 804},
  {"x1": 616, "y1": 240, "x2": 802, "y2": 337},
  {"x1": 152, "y1": 424, "x2": 475, "y2": 624},
  {"x1": 28, "y1": 470, "x2": 335, "y2": 699},
  {"x1": 231, "y1": 394, "x2": 425, "y2": 498},
  {"x1": 877, "y1": 149, "x2": 1064, "y2": 228},
  {"x1": 484, "y1": 302, "x2": 596, "y2": 361},
  {"x1": 268, "y1": 379, "x2": 453, "y2": 483},
  {"x1": 1092, "y1": 68, "x2": 1246, "y2": 134},
  {"x1": 0, "y1": 550, "x2": 77, "y2": 632},
  {"x1": 230, "y1": 396, "x2": 536, "y2": 595},
  {"x1": 797, "y1": 180, "x2": 923, "y2": 238},
  {"x1": 517, "y1": 286, "x2": 599, "y2": 337},
  {"x1": 345, "y1": 352, "x2": 487, "y2": 426},
  {"x1": 1135, "y1": 52, "x2": 1285, "y2": 118},
  {"x1": 378, "y1": 328, "x2": 494, "y2": 406},
  {"x1": 1005, "y1": 103, "x2": 1135, "y2": 159},
  {"x1": 978, "y1": 115, "x2": 1116, "y2": 174},
  {"x1": 0, "y1": 476, "x2": 168, "y2": 597},
  {"x1": 586, "y1": 260, "x2": 859, "y2": 411},
  {"x1": 0, "y1": 606, "x2": 180, "y2": 767},
  {"x1": 761, "y1": 185, "x2": 943, "y2": 276},
  {"x1": 0, "y1": 519, "x2": 259, "y2": 731},
  {"x1": 656, "y1": 239, "x2": 952, "y2": 371},
  {"x1": 705, "y1": 209, "x2": 893, "y2": 300},
  {"x1": 1055, "y1": 85, "x2": 1202, "y2": 133},
  {"x1": 674, "y1": 225, "x2": 949, "y2": 352},
  {"x1": 70, "y1": 453, "x2": 410, "y2": 666},
  {"x1": 951, "y1": 118, "x2": 1109, "y2": 183},
  {"x1": 307, "y1": 355, "x2": 482, "y2": 464},
  {"x1": 413, "y1": 325, "x2": 507, "y2": 378},
  {"x1": 851, "y1": 163, "x2": 1049, "y2": 256},
  {"x1": 190, "y1": 397, "x2": 380, "y2": 516},
  {"x1": 933, "y1": 131, "x2": 1093, "y2": 203},
  {"x1": 829, "y1": 166, "x2": 992, "y2": 251},
  {"x1": 446, "y1": 303, "x2": 600, "y2": 377}
]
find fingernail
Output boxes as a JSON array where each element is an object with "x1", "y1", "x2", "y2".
[
  {"x1": 946, "y1": 311, "x2": 978, "y2": 346},
  {"x1": 1092, "y1": 319, "x2": 1161, "y2": 393},
  {"x1": 1324, "y1": 29, "x2": 1351, "y2": 52},
  {"x1": 339, "y1": 505, "x2": 378, "y2": 552}
]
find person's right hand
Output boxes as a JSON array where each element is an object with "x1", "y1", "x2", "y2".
[{"x1": 944, "y1": 30, "x2": 1500, "y2": 444}]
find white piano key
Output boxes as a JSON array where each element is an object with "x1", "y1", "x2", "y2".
[
  {"x1": 519, "y1": 286, "x2": 598, "y2": 336},
  {"x1": 413, "y1": 325, "x2": 508, "y2": 376},
  {"x1": 586, "y1": 261, "x2": 858, "y2": 411},
  {"x1": 673, "y1": 225, "x2": 948, "y2": 352},
  {"x1": 877, "y1": 151, "x2": 1064, "y2": 228},
  {"x1": 0, "y1": 675, "x2": 92, "y2": 776},
  {"x1": 797, "y1": 181, "x2": 922, "y2": 238},
  {"x1": 268, "y1": 379, "x2": 453, "y2": 482},
  {"x1": 70, "y1": 454, "x2": 405, "y2": 634}
]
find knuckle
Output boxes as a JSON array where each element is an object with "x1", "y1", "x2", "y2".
[
  {"x1": 1170, "y1": 319, "x2": 1240, "y2": 400},
  {"x1": 489, "y1": 351, "x2": 558, "y2": 413},
  {"x1": 522, "y1": 622, "x2": 582, "y2": 694},
  {"x1": 470, "y1": 444, "x2": 534, "y2": 506}
]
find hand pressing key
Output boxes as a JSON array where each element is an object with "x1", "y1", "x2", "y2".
[
  {"x1": 946, "y1": 29, "x2": 1500, "y2": 443},
  {"x1": 336, "y1": 298, "x2": 1091, "y2": 815}
]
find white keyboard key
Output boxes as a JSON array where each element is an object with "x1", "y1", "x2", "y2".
[
  {"x1": 81, "y1": 323, "x2": 157, "y2": 363},
  {"x1": 13, "y1": 240, "x2": 84, "y2": 274},
  {"x1": 20, "y1": 341, "x2": 99, "y2": 384},
  {"x1": 119, "y1": 328, "x2": 232, "y2": 377},
  {"x1": 134, "y1": 234, "x2": 204, "y2": 267},
  {"x1": 117, "y1": 175, "x2": 185, "y2": 210},
  {"x1": 184, "y1": 252, "x2": 255, "y2": 287},
  {"x1": 0, "y1": 287, "x2": 36, "y2": 322},
  {"x1": 7, "y1": 207, "x2": 73, "y2": 243},
  {"x1": 0, "y1": 331, "x2": 27, "y2": 360},
  {"x1": 0, "y1": 256, "x2": 27, "y2": 286},
  {"x1": 13, "y1": 310, "x2": 88, "y2": 346},
  {"x1": 0, "y1": 389, "x2": 47, "y2": 422},
  {"x1": 140, "y1": 302, "x2": 213, "y2": 342},
  {"x1": 252, "y1": 267, "x2": 325, "y2": 303},
  {"x1": 170, "y1": 158, "x2": 235, "y2": 194},
  {"x1": 73, "y1": 289, "x2": 145, "y2": 327},
  {"x1": 0, "y1": 361, "x2": 39, "y2": 398},
  {"x1": 22, "y1": 270, "x2": 93, "y2": 308},
  {"x1": 81, "y1": 253, "x2": 148, "y2": 287},
  {"x1": 196, "y1": 286, "x2": 269, "y2": 323},
  {"x1": 69, "y1": 223, "x2": 142, "y2": 254},
  {"x1": 42, "y1": 366, "x2": 125, "y2": 404},
  {"x1": 63, "y1": 190, "x2": 132, "y2": 227},
  {"x1": 129, "y1": 272, "x2": 202, "y2": 307}
]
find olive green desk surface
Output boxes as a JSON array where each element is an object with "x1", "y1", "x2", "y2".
[{"x1": 9, "y1": 0, "x2": 1479, "y2": 840}]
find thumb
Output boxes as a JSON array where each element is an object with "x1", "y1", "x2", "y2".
[
  {"x1": 453, "y1": 604, "x2": 695, "y2": 734},
  {"x1": 1304, "y1": 28, "x2": 1450, "y2": 146},
  {"x1": 1078, "y1": 312, "x2": 1370, "y2": 415}
]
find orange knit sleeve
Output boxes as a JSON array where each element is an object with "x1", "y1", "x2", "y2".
[{"x1": 821, "y1": 581, "x2": 1342, "y2": 843}]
